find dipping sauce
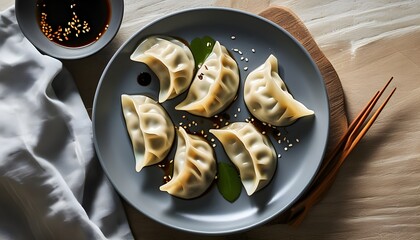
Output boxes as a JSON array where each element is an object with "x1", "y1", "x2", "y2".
[
  {"x1": 137, "y1": 72, "x2": 152, "y2": 86},
  {"x1": 36, "y1": 0, "x2": 110, "y2": 48}
]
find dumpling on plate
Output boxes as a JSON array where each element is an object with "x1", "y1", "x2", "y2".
[
  {"x1": 244, "y1": 54, "x2": 314, "y2": 126},
  {"x1": 121, "y1": 94, "x2": 175, "y2": 172},
  {"x1": 160, "y1": 127, "x2": 217, "y2": 199},
  {"x1": 210, "y1": 122, "x2": 276, "y2": 196},
  {"x1": 130, "y1": 36, "x2": 195, "y2": 103},
  {"x1": 175, "y1": 41, "x2": 239, "y2": 117}
]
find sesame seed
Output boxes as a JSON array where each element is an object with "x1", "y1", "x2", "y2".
[
  {"x1": 237, "y1": 108, "x2": 241, "y2": 112},
  {"x1": 244, "y1": 67, "x2": 248, "y2": 71},
  {"x1": 245, "y1": 58, "x2": 249, "y2": 62},
  {"x1": 240, "y1": 57, "x2": 245, "y2": 61},
  {"x1": 284, "y1": 147, "x2": 288, "y2": 151},
  {"x1": 233, "y1": 48, "x2": 239, "y2": 52},
  {"x1": 212, "y1": 144, "x2": 216, "y2": 148},
  {"x1": 296, "y1": 138, "x2": 300, "y2": 143},
  {"x1": 289, "y1": 143, "x2": 293, "y2": 147},
  {"x1": 238, "y1": 51, "x2": 243, "y2": 55},
  {"x1": 278, "y1": 154, "x2": 282, "y2": 158},
  {"x1": 252, "y1": 48, "x2": 256, "y2": 53},
  {"x1": 231, "y1": 36, "x2": 236, "y2": 40}
]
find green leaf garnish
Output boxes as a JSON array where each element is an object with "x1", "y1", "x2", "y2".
[
  {"x1": 190, "y1": 36, "x2": 215, "y2": 69},
  {"x1": 217, "y1": 162, "x2": 242, "y2": 203}
]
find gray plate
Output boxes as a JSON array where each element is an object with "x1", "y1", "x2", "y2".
[{"x1": 93, "y1": 8, "x2": 329, "y2": 235}]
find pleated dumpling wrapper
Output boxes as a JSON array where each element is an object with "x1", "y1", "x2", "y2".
[
  {"x1": 210, "y1": 122, "x2": 277, "y2": 196},
  {"x1": 160, "y1": 127, "x2": 217, "y2": 199},
  {"x1": 176, "y1": 41, "x2": 239, "y2": 117},
  {"x1": 244, "y1": 54, "x2": 314, "y2": 126},
  {"x1": 121, "y1": 94, "x2": 175, "y2": 172},
  {"x1": 130, "y1": 36, "x2": 195, "y2": 103}
]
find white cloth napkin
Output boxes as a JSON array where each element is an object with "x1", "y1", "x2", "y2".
[{"x1": 0, "y1": 7, "x2": 133, "y2": 240}]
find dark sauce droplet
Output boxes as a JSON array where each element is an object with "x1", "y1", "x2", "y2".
[
  {"x1": 137, "y1": 72, "x2": 152, "y2": 86},
  {"x1": 219, "y1": 112, "x2": 231, "y2": 121},
  {"x1": 158, "y1": 158, "x2": 174, "y2": 184},
  {"x1": 36, "y1": 0, "x2": 110, "y2": 48}
]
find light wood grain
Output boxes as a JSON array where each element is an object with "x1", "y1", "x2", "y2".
[{"x1": 0, "y1": 0, "x2": 12, "y2": 11}]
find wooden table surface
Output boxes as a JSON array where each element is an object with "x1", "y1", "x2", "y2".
[{"x1": 2, "y1": 1, "x2": 419, "y2": 239}]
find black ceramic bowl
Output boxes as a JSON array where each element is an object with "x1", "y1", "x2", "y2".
[{"x1": 15, "y1": 0, "x2": 123, "y2": 59}]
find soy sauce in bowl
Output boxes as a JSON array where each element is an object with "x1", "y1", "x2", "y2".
[{"x1": 36, "y1": 0, "x2": 111, "y2": 48}]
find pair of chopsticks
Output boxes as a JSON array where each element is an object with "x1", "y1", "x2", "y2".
[{"x1": 286, "y1": 77, "x2": 396, "y2": 226}]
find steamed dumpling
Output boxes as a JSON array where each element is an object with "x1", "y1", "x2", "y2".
[
  {"x1": 131, "y1": 36, "x2": 195, "y2": 103},
  {"x1": 121, "y1": 94, "x2": 175, "y2": 172},
  {"x1": 160, "y1": 127, "x2": 216, "y2": 199},
  {"x1": 244, "y1": 54, "x2": 314, "y2": 126},
  {"x1": 175, "y1": 41, "x2": 239, "y2": 117},
  {"x1": 210, "y1": 122, "x2": 276, "y2": 196}
]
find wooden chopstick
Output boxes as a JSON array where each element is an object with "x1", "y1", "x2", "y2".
[
  {"x1": 286, "y1": 77, "x2": 396, "y2": 226},
  {"x1": 312, "y1": 77, "x2": 394, "y2": 186}
]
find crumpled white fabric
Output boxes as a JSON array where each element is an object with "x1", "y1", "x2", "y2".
[{"x1": 0, "y1": 7, "x2": 133, "y2": 240}]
